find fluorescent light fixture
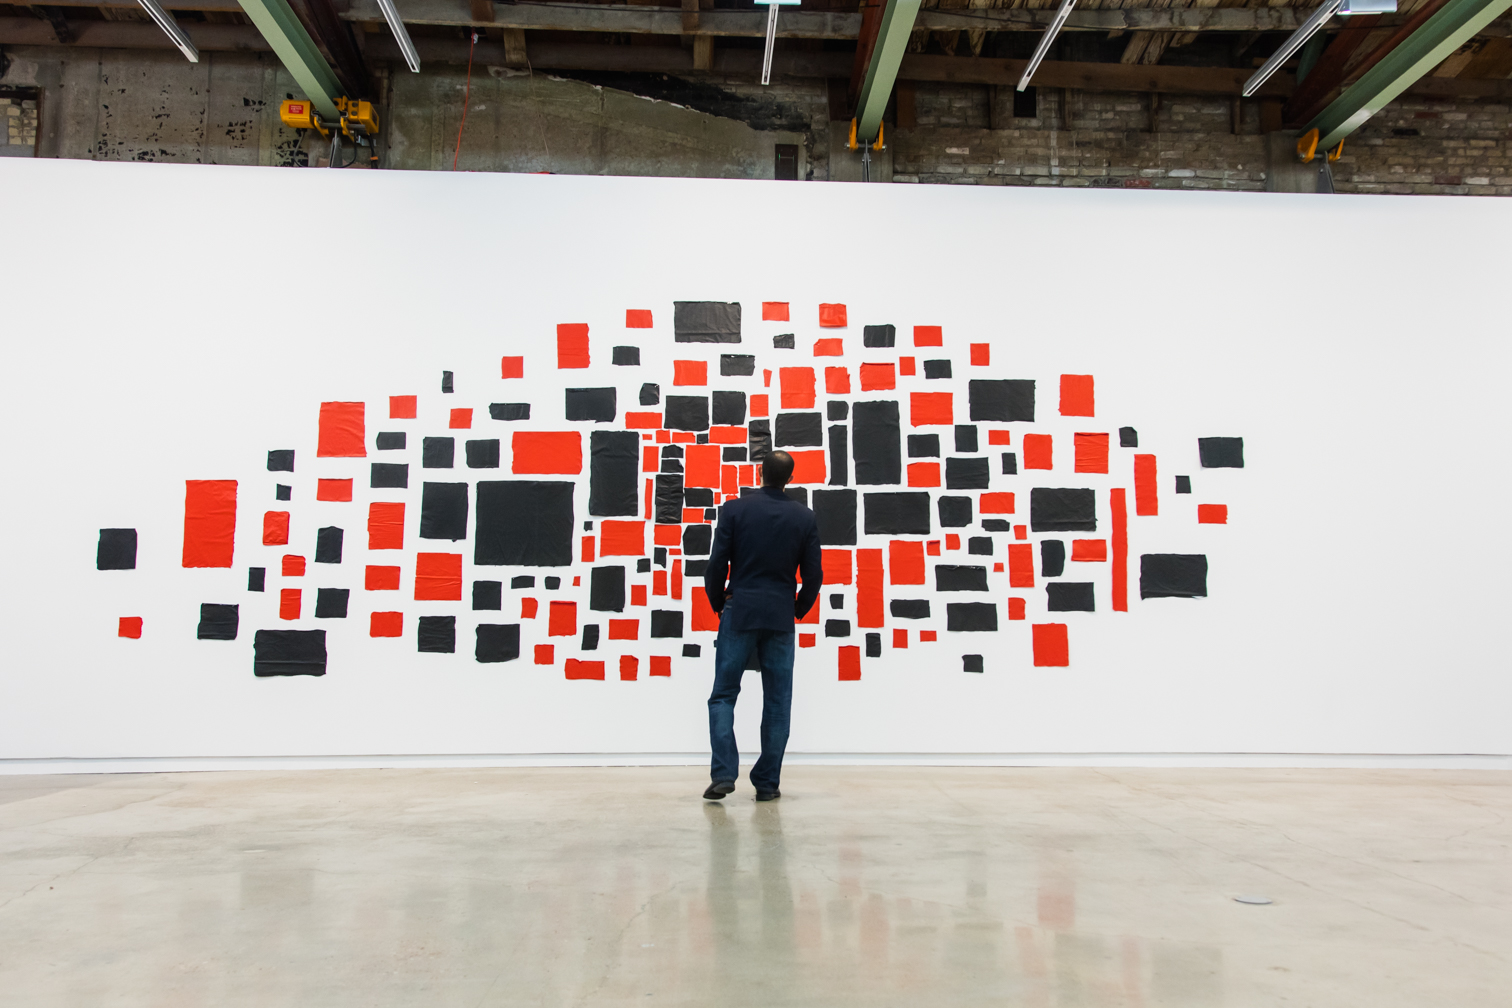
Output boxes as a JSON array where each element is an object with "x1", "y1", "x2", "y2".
[
  {"x1": 136, "y1": 0, "x2": 199, "y2": 63},
  {"x1": 1339, "y1": 0, "x2": 1396, "y2": 12},
  {"x1": 753, "y1": 0, "x2": 801, "y2": 87},
  {"x1": 1017, "y1": 0, "x2": 1076, "y2": 92},
  {"x1": 376, "y1": 0, "x2": 422, "y2": 73},
  {"x1": 1242, "y1": 0, "x2": 1344, "y2": 97}
]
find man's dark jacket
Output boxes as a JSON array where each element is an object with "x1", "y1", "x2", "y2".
[{"x1": 704, "y1": 486, "x2": 823, "y2": 631}]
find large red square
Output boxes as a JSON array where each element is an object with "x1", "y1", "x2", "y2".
[
  {"x1": 673, "y1": 360, "x2": 707, "y2": 386},
  {"x1": 910, "y1": 392, "x2": 953, "y2": 426},
  {"x1": 389, "y1": 395, "x2": 417, "y2": 419},
  {"x1": 818, "y1": 303, "x2": 847, "y2": 327}
]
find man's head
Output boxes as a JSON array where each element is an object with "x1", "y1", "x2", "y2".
[{"x1": 762, "y1": 450, "x2": 795, "y2": 488}]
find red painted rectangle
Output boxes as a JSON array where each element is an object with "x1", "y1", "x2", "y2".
[
  {"x1": 672, "y1": 432, "x2": 696, "y2": 444},
  {"x1": 980, "y1": 492, "x2": 1015, "y2": 514},
  {"x1": 368, "y1": 502, "x2": 404, "y2": 550},
  {"x1": 389, "y1": 395, "x2": 417, "y2": 419},
  {"x1": 721, "y1": 465, "x2": 737, "y2": 496},
  {"x1": 907, "y1": 462, "x2": 940, "y2": 487},
  {"x1": 913, "y1": 325, "x2": 943, "y2": 346},
  {"x1": 370, "y1": 612, "x2": 402, "y2": 637},
  {"x1": 838, "y1": 645, "x2": 861, "y2": 680},
  {"x1": 857, "y1": 548, "x2": 884, "y2": 628},
  {"x1": 650, "y1": 655, "x2": 671, "y2": 676},
  {"x1": 825, "y1": 367, "x2": 851, "y2": 393},
  {"x1": 709, "y1": 426, "x2": 746, "y2": 444},
  {"x1": 919, "y1": 630, "x2": 936, "y2": 642},
  {"x1": 450, "y1": 408, "x2": 473, "y2": 430},
  {"x1": 548, "y1": 600, "x2": 577, "y2": 637},
  {"x1": 1008, "y1": 597, "x2": 1026, "y2": 621},
  {"x1": 762, "y1": 302, "x2": 789, "y2": 321},
  {"x1": 626, "y1": 309, "x2": 653, "y2": 328},
  {"x1": 317, "y1": 401, "x2": 366, "y2": 458},
  {"x1": 282, "y1": 554, "x2": 305, "y2": 577},
  {"x1": 262, "y1": 510, "x2": 290, "y2": 547},
  {"x1": 910, "y1": 392, "x2": 952, "y2": 426},
  {"x1": 1008, "y1": 543, "x2": 1035, "y2": 588},
  {"x1": 655, "y1": 430, "x2": 671, "y2": 444},
  {"x1": 512, "y1": 432, "x2": 583, "y2": 474},
  {"x1": 619, "y1": 655, "x2": 639, "y2": 680},
  {"x1": 1071, "y1": 539, "x2": 1107, "y2": 561},
  {"x1": 118, "y1": 616, "x2": 143, "y2": 639},
  {"x1": 750, "y1": 394, "x2": 769, "y2": 417},
  {"x1": 738, "y1": 464, "x2": 754, "y2": 486},
  {"x1": 1111, "y1": 487, "x2": 1128, "y2": 612},
  {"x1": 780, "y1": 367, "x2": 816, "y2": 409},
  {"x1": 927, "y1": 540, "x2": 940, "y2": 556},
  {"x1": 521, "y1": 598, "x2": 538, "y2": 618},
  {"x1": 818, "y1": 303, "x2": 847, "y2": 327},
  {"x1": 691, "y1": 586, "x2": 720, "y2": 631},
  {"x1": 674, "y1": 360, "x2": 707, "y2": 386},
  {"x1": 672, "y1": 558, "x2": 683, "y2": 600},
  {"x1": 631, "y1": 584, "x2": 647, "y2": 606},
  {"x1": 1198, "y1": 504, "x2": 1228, "y2": 524},
  {"x1": 681, "y1": 508, "x2": 705, "y2": 524},
  {"x1": 535, "y1": 644, "x2": 554, "y2": 665},
  {"x1": 970, "y1": 343, "x2": 990, "y2": 365},
  {"x1": 365, "y1": 565, "x2": 400, "y2": 590},
  {"x1": 898, "y1": 356, "x2": 916, "y2": 376},
  {"x1": 654, "y1": 524, "x2": 682, "y2": 546},
  {"x1": 600, "y1": 520, "x2": 645, "y2": 556},
  {"x1": 1074, "y1": 433, "x2": 1109, "y2": 473},
  {"x1": 1023, "y1": 434, "x2": 1053, "y2": 470},
  {"x1": 799, "y1": 634, "x2": 815, "y2": 648},
  {"x1": 501, "y1": 356, "x2": 523, "y2": 378},
  {"x1": 889, "y1": 540, "x2": 925, "y2": 585},
  {"x1": 183, "y1": 479, "x2": 237, "y2": 567},
  {"x1": 609, "y1": 619, "x2": 639, "y2": 640},
  {"x1": 565, "y1": 659, "x2": 605, "y2": 680},
  {"x1": 642, "y1": 447, "x2": 659, "y2": 474},
  {"x1": 988, "y1": 430, "x2": 1011, "y2": 445},
  {"x1": 789, "y1": 450, "x2": 826, "y2": 485},
  {"x1": 859, "y1": 363, "x2": 895, "y2": 391},
  {"x1": 653, "y1": 570, "x2": 667, "y2": 596},
  {"x1": 822, "y1": 549, "x2": 853, "y2": 585},
  {"x1": 1059, "y1": 374, "x2": 1095, "y2": 416},
  {"x1": 627, "y1": 412, "x2": 661, "y2": 430},
  {"x1": 1033, "y1": 624, "x2": 1069, "y2": 666},
  {"x1": 279, "y1": 588, "x2": 301, "y2": 620},
  {"x1": 557, "y1": 323, "x2": 590, "y2": 368},
  {"x1": 893, "y1": 628, "x2": 907, "y2": 649},
  {"x1": 581, "y1": 536, "x2": 596, "y2": 562},
  {"x1": 1134, "y1": 454, "x2": 1158, "y2": 516},
  {"x1": 684, "y1": 444, "x2": 721, "y2": 488},
  {"x1": 814, "y1": 338, "x2": 844, "y2": 356},
  {"x1": 414, "y1": 553, "x2": 462, "y2": 601},
  {"x1": 945, "y1": 533, "x2": 960, "y2": 551},
  {"x1": 316, "y1": 479, "x2": 352, "y2": 502}
]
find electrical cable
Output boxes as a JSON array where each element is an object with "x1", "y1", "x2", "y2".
[{"x1": 453, "y1": 31, "x2": 478, "y2": 171}]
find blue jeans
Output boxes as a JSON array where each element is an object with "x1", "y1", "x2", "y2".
[{"x1": 707, "y1": 628, "x2": 795, "y2": 792}]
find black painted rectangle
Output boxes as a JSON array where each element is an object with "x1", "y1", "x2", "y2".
[
  {"x1": 853, "y1": 400, "x2": 901, "y2": 485},
  {"x1": 589, "y1": 430, "x2": 639, "y2": 517},
  {"x1": 863, "y1": 492, "x2": 930, "y2": 535},
  {"x1": 683, "y1": 524, "x2": 712, "y2": 555},
  {"x1": 371, "y1": 463, "x2": 408, "y2": 488},
  {"x1": 775, "y1": 412, "x2": 823, "y2": 447},
  {"x1": 968, "y1": 536, "x2": 993, "y2": 556},
  {"x1": 1119, "y1": 426, "x2": 1138, "y2": 448},
  {"x1": 828, "y1": 426, "x2": 849, "y2": 485},
  {"x1": 946, "y1": 603, "x2": 998, "y2": 631},
  {"x1": 423, "y1": 437, "x2": 455, "y2": 468},
  {"x1": 590, "y1": 565, "x2": 626, "y2": 612},
  {"x1": 476, "y1": 624, "x2": 521, "y2": 663},
  {"x1": 473, "y1": 580, "x2": 502, "y2": 610},
  {"x1": 466, "y1": 440, "x2": 500, "y2": 469},
  {"x1": 954, "y1": 426, "x2": 978, "y2": 453},
  {"x1": 674, "y1": 301, "x2": 741, "y2": 343},
  {"x1": 197, "y1": 603, "x2": 238, "y2": 640},
  {"x1": 314, "y1": 588, "x2": 349, "y2": 618},
  {"x1": 1199, "y1": 437, "x2": 1244, "y2": 468},
  {"x1": 566, "y1": 387, "x2": 617, "y2": 423},
  {"x1": 938, "y1": 496, "x2": 972, "y2": 527},
  {"x1": 969, "y1": 380, "x2": 1035, "y2": 422},
  {"x1": 1030, "y1": 488, "x2": 1097, "y2": 532},
  {"x1": 613, "y1": 346, "x2": 640, "y2": 366},
  {"x1": 783, "y1": 488, "x2": 808, "y2": 507},
  {"x1": 936, "y1": 566, "x2": 988, "y2": 591},
  {"x1": 813, "y1": 489, "x2": 857, "y2": 545},
  {"x1": 683, "y1": 644, "x2": 702, "y2": 658},
  {"x1": 418, "y1": 615, "x2": 456, "y2": 653},
  {"x1": 253, "y1": 629, "x2": 326, "y2": 677},
  {"x1": 825, "y1": 619, "x2": 851, "y2": 637},
  {"x1": 890, "y1": 599, "x2": 930, "y2": 619},
  {"x1": 827, "y1": 401, "x2": 849, "y2": 421},
  {"x1": 748, "y1": 419, "x2": 772, "y2": 461},
  {"x1": 962, "y1": 654, "x2": 983, "y2": 673},
  {"x1": 650, "y1": 610, "x2": 684, "y2": 638},
  {"x1": 665, "y1": 396, "x2": 709, "y2": 431},
  {"x1": 582, "y1": 624, "x2": 600, "y2": 650},
  {"x1": 1002, "y1": 452, "x2": 1018, "y2": 475},
  {"x1": 946, "y1": 457, "x2": 990, "y2": 490},
  {"x1": 712, "y1": 390, "x2": 747, "y2": 425},
  {"x1": 421, "y1": 483, "x2": 469, "y2": 541},
  {"x1": 441, "y1": 371, "x2": 454, "y2": 393},
  {"x1": 315, "y1": 526, "x2": 343, "y2": 564},
  {"x1": 1175, "y1": 475, "x2": 1192, "y2": 494},
  {"x1": 865, "y1": 632, "x2": 882, "y2": 657},
  {"x1": 1047, "y1": 582, "x2": 1095, "y2": 611},
  {"x1": 684, "y1": 559, "x2": 708, "y2": 577},
  {"x1": 1041, "y1": 539, "x2": 1065, "y2": 577},
  {"x1": 924, "y1": 359, "x2": 952, "y2": 380},
  {"x1": 640, "y1": 383, "x2": 660, "y2": 406},
  {"x1": 722, "y1": 447, "x2": 747, "y2": 462},
  {"x1": 267, "y1": 449, "x2": 294, "y2": 472},
  {"x1": 96, "y1": 528, "x2": 136, "y2": 570},
  {"x1": 863, "y1": 324, "x2": 895, "y2": 348},
  {"x1": 489, "y1": 403, "x2": 530, "y2": 421},
  {"x1": 773, "y1": 333, "x2": 795, "y2": 349},
  {"x1": 1140, "y1": 554, "x2": 1208, "y2": 598},
  {"x1": 475, "y1": 481, "x2": 574, "y2": 566},
  {"x1": 511, "y1": 575, "x2": 535, "y2": 589},
  {"x1": 377, "y1": 431, "x2": 406, "y2": 450},
  {"x1": 655, "y1": 474, "x2": 684, "y2": 524},
  {"x1": 684, "y1": 487, "x2": 713, "y2": 507},
  {"x1": 982, "y1": 519, "x2": 1013, "y2": 532},
  {"x1": 908, "y1": 434, "x2": 939, "y2": 458},
  {"x1": 720, "y1": 354, "x2": 756, "y2": 376},
  {"x1": 248, "y1": 567, "x2": 266, "y2": 592},
  {"x1": 275, "y1": 485, "x2": 291, "y2": 501}
]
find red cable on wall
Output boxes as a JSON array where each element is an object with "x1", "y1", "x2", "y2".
[{"x1": 453, "y1": 32, "x2": 478, "y2": 171}]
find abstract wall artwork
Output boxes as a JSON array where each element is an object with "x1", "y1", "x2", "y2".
[{"x1": 96, "y1": 301, "x2": 1242, "y2": 681}]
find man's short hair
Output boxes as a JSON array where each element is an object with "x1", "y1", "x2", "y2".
[{"x1": 763, "y1": 450, "x2": 795, "y2": 486}]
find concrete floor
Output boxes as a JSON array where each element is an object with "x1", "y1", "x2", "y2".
[{"x1": 0, "y1": 767, "x2": 1506, "y2": 1006}]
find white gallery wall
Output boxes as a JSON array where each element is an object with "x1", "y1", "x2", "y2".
[{"x1": 2, "y1": 157, "x2": 1509, "y2": 764}]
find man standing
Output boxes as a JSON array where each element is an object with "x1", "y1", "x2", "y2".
[{"x1": 701, "y1": 450, "x2": 823, "y2": 802}]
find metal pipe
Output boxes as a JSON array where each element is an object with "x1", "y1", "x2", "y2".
[
  {"x1": 136, "y1": 0, "x2": 199, "y2": 62},
  {"x1": 761, "y1": 2, "x2": 779, "y2": 86},
  {"x1": 375, "y1": 0, "x2": 421, "y2": 72},
  {"x1": 1242, "y1": 0, "x2": 1343, "y2": 97},
  {"x1": 1017, "y1": 0, "x2": 1076, "y2": 91}
]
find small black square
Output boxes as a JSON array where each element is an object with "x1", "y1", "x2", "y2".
[
  {"x1": 544, "y1": 576, "x2": 561, "y2": 590},
  {"x1": 682, "y1": 644, "x2": 702, "y2": 658},
  {"x1": 1030, "y1": 487, "x2": 1097, "y2": 532},
  {"x1": 825, "y1": 619, "x2": 851, "y2": 637},
  {"x1": 583, "y1": 521, "x2": 594, "y2": 531},
  {"x1": 612, "y1": 345, "x2": 640, "y2": 366},
  {"x1": 655, "y1": 547, "x2": 667, "y2": 567},
  {"x1": 314, "y1": 526, "x2": 343, "y2": 564},
  {"x1": 968, "y1": 536, "x2": 993, "y2": 555},
  {"x1": 683, "y1": 524, "x2": 712, "y2": 556},
  {"x1": 946, "y1": 602, "x2": 998, "y2": 631},
  {"x1": 1047, "y1": 582, "x2": 1095, "y2": 612},
  {"x1": 946, "y1": 457, "x2": 990, "y2": 490},
  {"x1": 248, "y1": 567, "x2": 266, "y2": 592},
  {"x1": 489, "y1": 403, "x2": 530, "y2": 421},
  {"x1": 581, "y1": 625, "x2": 600, "y2": 651},
  {"x1": 720, "y1": 354, "x2": 756, "y2": 376},
  {"x1": 938, "y1": 496, "x2": 972, "y2": 528},
  {"x1": 829, "y1": 593, "x2": 845, "y2": 609},
  {"x1": 418, "y1": 615, "x2": 456, "y2": 653},
  {"x1": 275, "y1": 484, "x2": 291, "y2": 501},
  {"x1": 660, "y1": 458, "x2": 683, "y2": 474},
  {"x1": 773, "y1": 333, "x2": 795, "y2": 349},
  {"x1": 96, "y1": 528, "x2": 137, "y2": 570},
  {"x1": 267, "y1": 449, "x2": 294, "y2": 472},
  {"x1": 376, "y1": 431, "x2": 407, "y2": 450},
  {"x1": 1041, "y1": 540, "x2": 1065, "y2": 577},
  {"x1": 371, "y1": 463, "x2": 408, "y2": 488},
  {"x1": 827, "y1": 401, "x2": 849, "y2": 421},
  {"x1": 1119, "y1": 426, "x2": 1138, "y2": 448},
  {"x1": 890, "y1": 599, "x2": 929, "y2": 619},
  {"x1": 565, "y1": 388, "x2": 617, "y2": 423},
  {"x1": 1140, "y1": 554, "x2": 1208, "y2": 599},
  {"x1": 475, "y1": 624, "x2": 520, "y2": 664},
  {"x1": 466, "y1": 439, "x2": 501, "y2": 469},
  {"x1": 640, "y1": 383, "x2": 660, "y2": 406},
  {"x1": 636, "y1": 558, "x2": 651, "y2": 573},
  {"x1": 704, "y1": 508, "x2": 717, "y2": 520},
  {"x1": 775, "y1": 412, "x2": 823, "y2": 447},
  {"x1": 1175, "y1": 475, "x2": 1192, "y2": 494},
  {"x1": 422, "y1": 437, "x2": 455, "y2": 468},
  {"x1": 924, "y1": 359, "x2": 953, "y2": 380},
  {"x1": 441, "y1": 370, "x2": 454, "y2": 393},
  {"x1": 982, "y1": 519, "x2": 1013, "y2": 532},
  {"x1": 954, "y1": 425, "x2": 978, "y2": 453},
  {"x1": 684, "y1": 559, "x2": 708, "y2": 576},
  {"x1": 1198, "y1": 437, "x2": 1244, "y2": 468},
  {"x1": 711, "y1": 390, "x2": 747, "y2": 426},
  {"x1": 662, "y1": 445, "x2": 684, "y2": 459},
  {"x1": 865, "y1": 632, "x2": 881, "y2": 658},
  {"x1": 722, "y1": 447, "x2": 747, "y2": 462},
  {"x1": 665, "y1": 396, "x2": 709, "y2": 431},
  {"x1": 1002, "y1": 452, "x2": 1018, "y2": 475},
  {"x1": 197, "y1": 603, "x2": 239, "y2": 640},
  {"x1": 908, "y1": 434, "x2": 940, "y2": 458},
  {"x1": 962, "y1": 654, "x2": 984, "y2": 674},
  {"x1": 863, "y1": 324, "x2": 895, "y2": 348},
  {"x1": 651, "y1": 610, "x2": 684, "y2": 638},
  {"x1": 473, "y1": 580, "x2": 502, "y2": 610},
  {"x1": 314, "y1": 588, "x2": 349, "y2": 619},
  {"x1": 511, "y1": 576, "x2": 535, "y2": 588}
]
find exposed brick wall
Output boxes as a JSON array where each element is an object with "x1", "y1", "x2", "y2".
[{"x1": 1335, "y1": 96, "x2": 1512, "y2": 195}]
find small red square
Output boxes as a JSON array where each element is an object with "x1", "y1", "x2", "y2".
[
  {"x1": 818, "y1": 303, "x2": 847, "y2": 327},
  {"x1": 608, "y1": 619, "x2": 639, "y2": 640},
  {"x1": 316, "y1": 478, "x2": 352, "y2": 502},
  {"x1": 926, "y1": 540, "x2": 940, "y2": 556},
  {"x1": 1008, "y1": 598, "x2": 1026, "y2": 621},
  {"x1": 501, "y1": 356, "x2": 524, "y2": 379},
  {"x1": 620, "y1": 655, "x2": 639, "y2": 680},
  {"x1": 1198, "y1": 504, "x2": 1228, "y2": 524},
  {"x1": 673, "y1": 360, "x2": 707, "y2": 386},
  {"x1": 814, "y1": 338, "x2": 844, "y2": 356},
  {"x1": 913, "y1": 326, "x2": 943, "y2": 346},
  {"x1": 762, "y1": 302, "x2": 789, "y2": 321},
  {"x1": 365, "y1": 565, "x2": 401, "y2": 590},
  {"x1": 993, "y1": 563, "x2": 1004, "y2": 573},
  {"x1": 892, "y1": 629, "x2": 908, "y2": 648},
  {"x1": 449, "y1": 408, "x2": 473, "y2": 429},
  {"x1": 626, "y1": 309, "x2": 653, "y2": 328},
  {"x1": 988, "y1": 430, "x2": 1012, "y2": 445},
  {"x1": 654, "y1": 524, "x2": 682, "y2": 546},
  {"x1": 970, "y1": 343, "x2": 990, "y2": 366},
  {"x1": 1071, "y1": 540, "x2": 1107, "y2": 561},
  {"x1": 1014, "y1": 524, "x2": 1027, "y2": 540},
  {"x1": 370, "y1": 611, "x2": 403, "y2": 637},
  {"x1": 649, "y1": 655, "x2": 672, "y2": 676},
  {"x1": 631, "y1": 585, "x2": 647, "y2": 606},
  {"x1": 799, "y1": 633, "x2": 816, "y2": 648},
  {"x1": 279, "y1": 588, "x2": 301, "y2": 621},
  {"x1": 118, "y1": 616, "x2": 142, "y2": 639},
  {"x1": 919, "y1": 630, "x2": 937, "y2": 642},
  {"x1": 282, "y1": 555, "x2": 306, "y2": 577},
  {"x1": 946, "y1": 533, "x2": 960, "y2": 551},
  {"x1": 907, "y1": 462, "x2": 941, "y2": 487},
  {"x1": 534, "y1": 644, "x2": 555, "y2": 665},
  {"x1": 389, "y1": 395, "x2": 417, "y2": 419},
  {"x1": 899, "y1": 357, "x2": 916, "y2": 376}
]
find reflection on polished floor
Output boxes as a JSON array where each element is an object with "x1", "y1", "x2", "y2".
[{"x1": 0, "y1": 766, "x2": 1506, "y2": 1006}]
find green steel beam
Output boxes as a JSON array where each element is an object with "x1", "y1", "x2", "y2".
[
  {"x1": 238, "y1": 0, "x2": 343, "y2": 120},
  {"x1": 1306, "y1": 0, "x2": 1512, "y2": 149},
  {"x1": 854, "y1": 0, "x2": 921, "y2": 144}
]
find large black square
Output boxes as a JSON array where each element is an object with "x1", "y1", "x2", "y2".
[
  {"x1": 907, "y1": 434, "x2": 939, "y2": 458},
  {"x1": 720, "y1": 354, "x2": 755, "y2": 376},
  {"x1": 253, "y1": 629, "x2": 325, "y2": 676},
  {"x1": 1198, "y1": 437, "x2": 1244, "y2": 468},
  {"x1": 466, "y1": 439, "x2": 501, "y2": 469},
  {"x1": 612, "y1": 346, "x2": 640, "y2": 366},
  {"x1": 314, "y1": 588, "x2": 349, "y2": 619},
  {"x1": 473, "y1": 580, "x2": 503, "y2": 610},
  {"x1": 1047, "y1": 582, "x2": 1095, "y2": 611},
  {"x1": 938, "y1": 496, "x2": 972, "y2": 527},
  {"x1": 969, "y1": 380, "x2": 1035, "y2": 422},
  {"x1": 476, "y1": 624, "x2": 521, "y2": 663},
  {"x1": 96, "y1": 528, "x2": 137, "y2": 570},
  {"x1": 197, "y1": 603, "x2": 238, "y2": 640},
  {"x1": 863, "y1": 492, "x2": 930, "y2": 535},
  {"x1": 650, "y1": 610, "x2": 684, "y2": 638},
  {"x1": 674, "y1": 301, "x2": 741, "y2": 343},
  {"x1": 566, "y1": 387, "x2": 617, "y2": 423},
  {"x1": 775, "y1": 412, "x2": 823, "y2": 447},
  {"x1": 371, "y1": 463, "x2": 408, "y2": 488},
  {"x1": 863, "y1": 324, "x2": 895, "y2": 347},
  {"x1": 422, "y1": 437, "x2": 455, "y2": 468},
  {"x1": 664, "y1": 396, "x2": 709, "y2": 431},
  {"x1": 1030, "y1": 487, "x2": 1097, "y2": 532},
  {"x1": 946, "y1": 457, "x2": 990, "y2": 490},
  {"x1": 418, "y1": 615, "x2": 456, "y2": 653},
  {"x1": 1140, "y1": 554, "x2": 1208, "y2": 599},
  {"x1": 712, "y1": 390, "x2": 747, "y2": 425}
]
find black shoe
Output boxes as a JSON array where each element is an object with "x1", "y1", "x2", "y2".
[
  {"x1": 755, "y1": 790, "x2": 781, "y2": 802},
  {"x1": 703, "y1": 781, "x2": 735, "y2": 800}
]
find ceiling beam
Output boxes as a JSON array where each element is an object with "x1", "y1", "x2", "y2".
[
  {"x1": 1281, "y1": 16, "x2": 1389, "y2": 127},
  {"x1": 853, "y1": 0, "x2": 920, "y2": 142},
  {"x1": 1305, "y1": 0, "x2": 1512, "y2": 148},
  {"x1": 238, "y1": 0, "x2": 344, "y2": 118}
]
